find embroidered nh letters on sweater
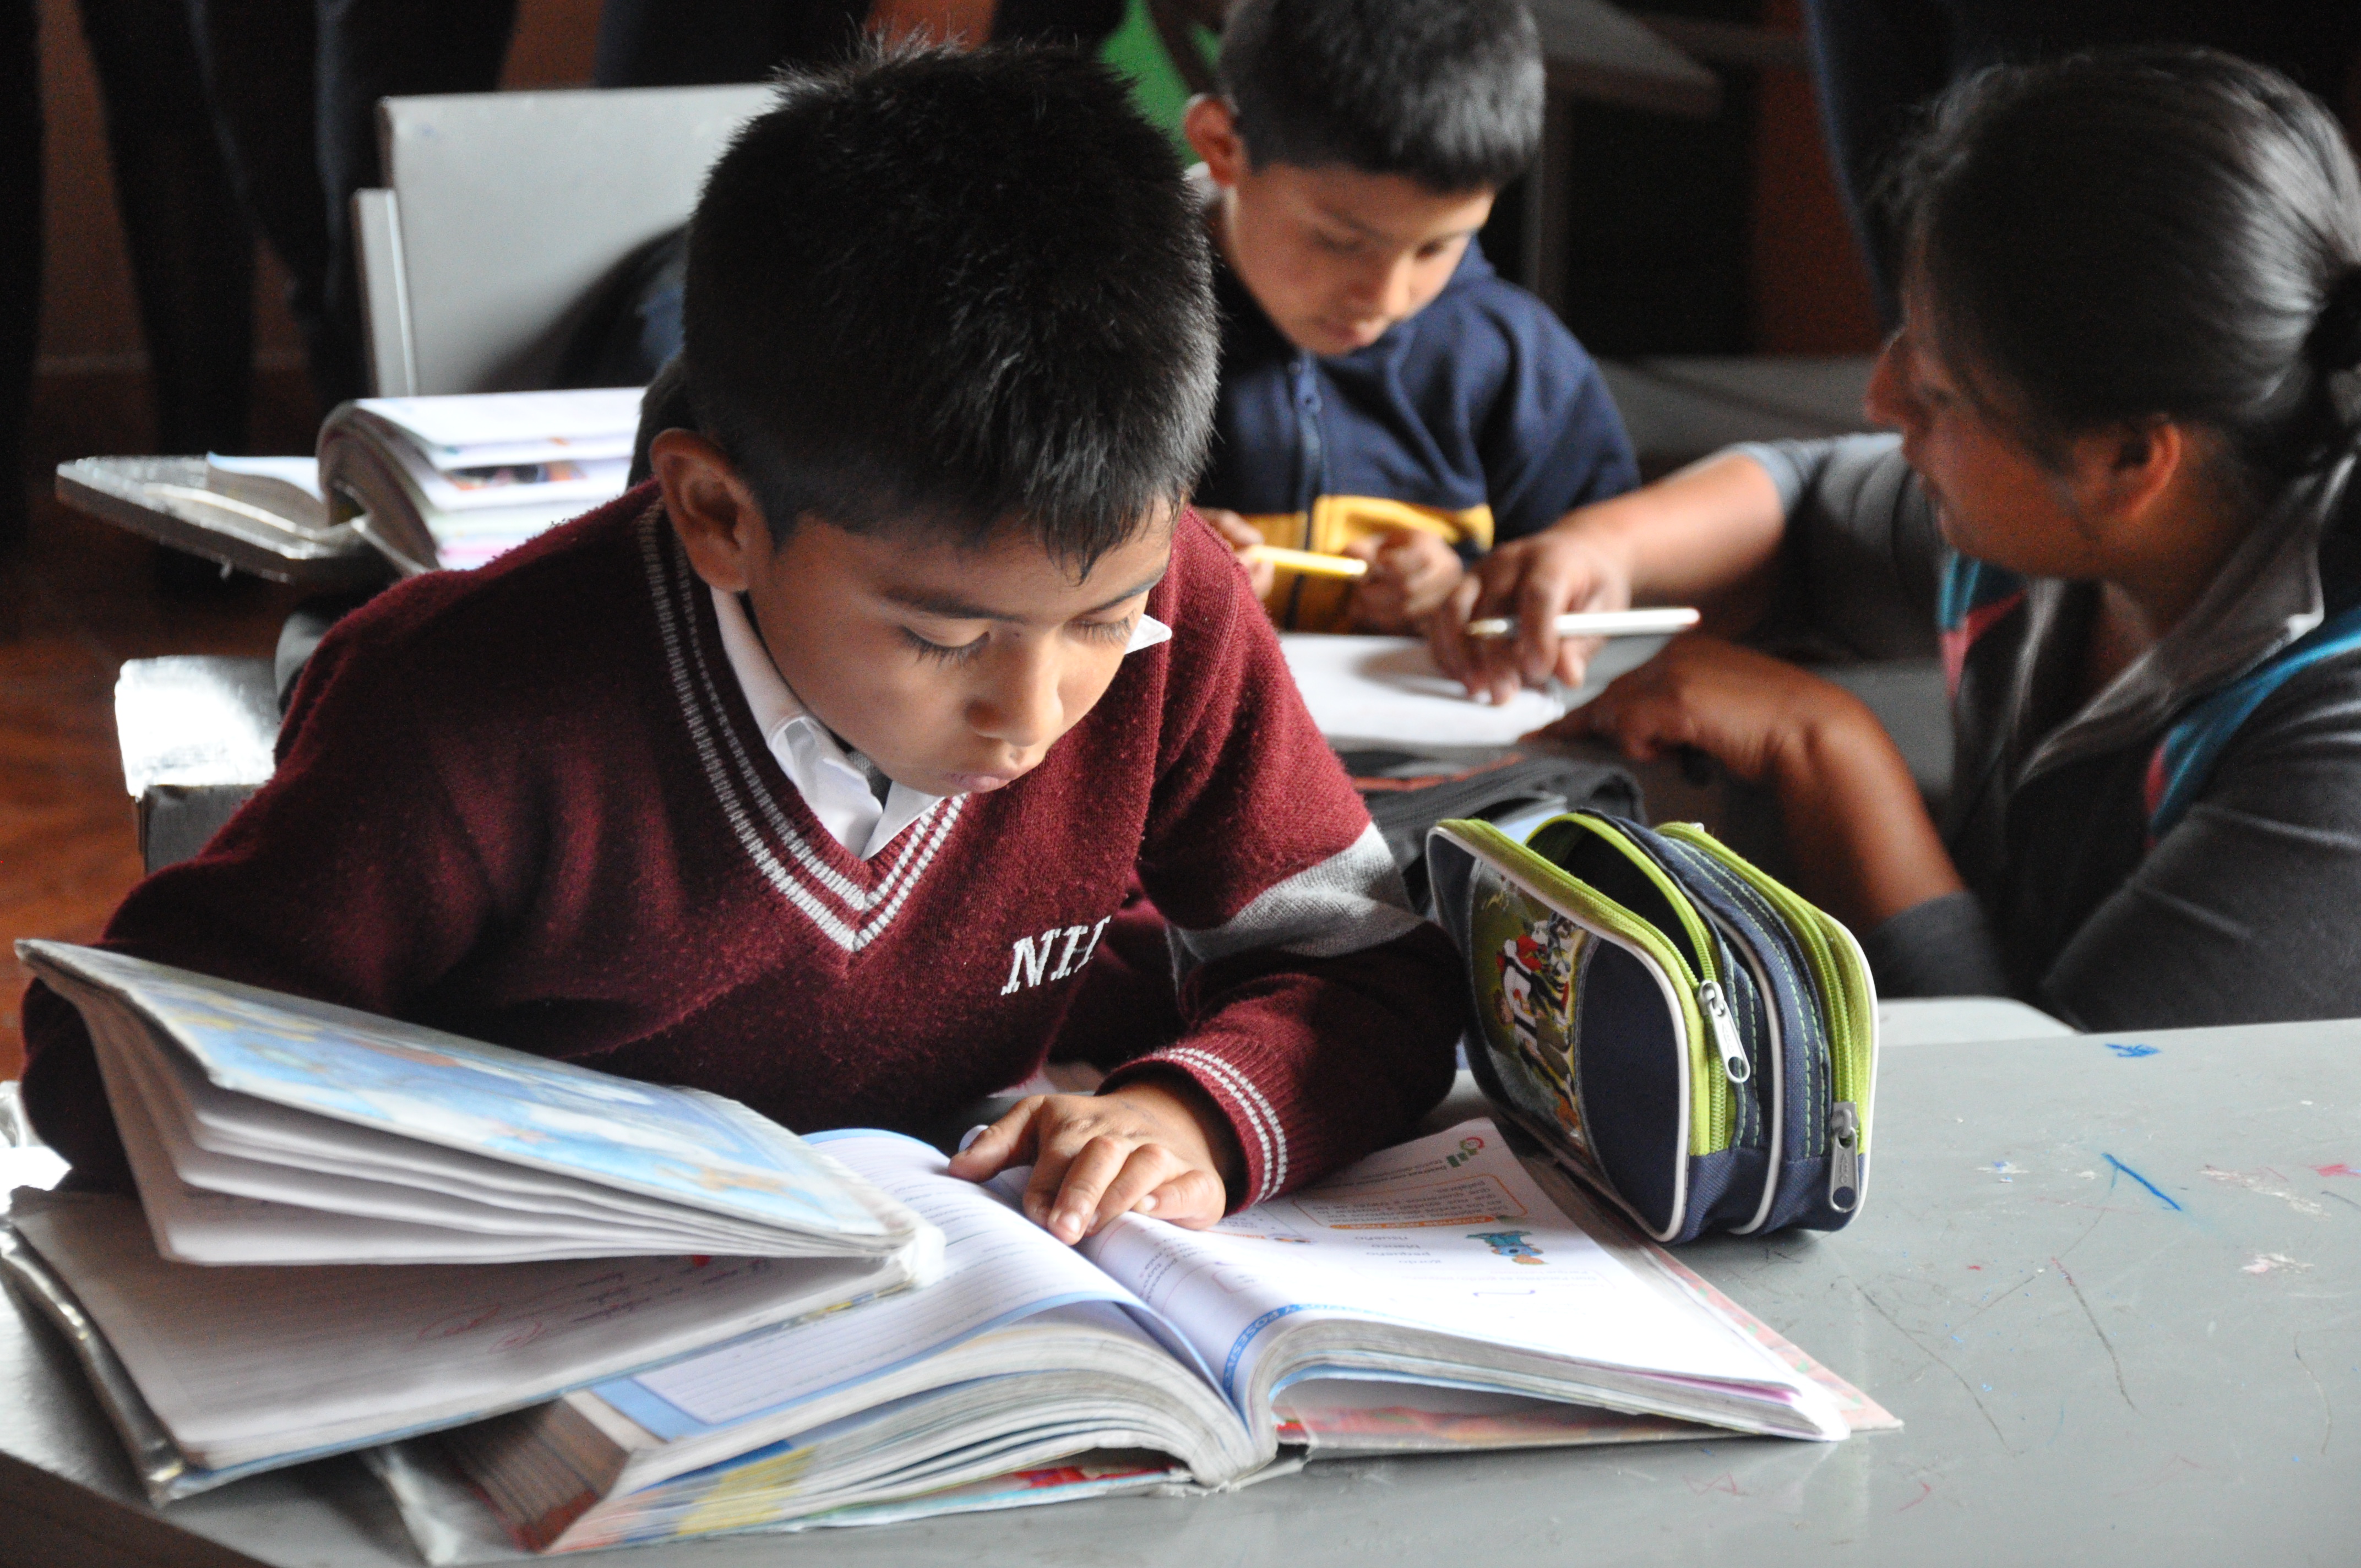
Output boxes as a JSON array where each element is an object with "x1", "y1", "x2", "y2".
[{"x1": 1002, "y1": 917, "x2": 1113, "y2": 995}]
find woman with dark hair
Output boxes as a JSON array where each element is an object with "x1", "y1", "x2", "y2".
[{"x1": 1430, "y1": 48, "x2": 2361, "y2": 1031}]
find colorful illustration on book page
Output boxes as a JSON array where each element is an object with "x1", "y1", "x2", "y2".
[
  {"x1": 1466, "y1": 865, "x2": 1588, "y2": 1145},
  {"x1": 52, "y1": 946, "x2": 888, "y2": 1237}
]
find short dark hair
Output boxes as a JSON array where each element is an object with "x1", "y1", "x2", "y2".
[
  {"x1": 1216, "y1": 0, "x2": 1543, "y2": 193},
  {"x1": 1891, "y1": 48, "x2": 2361, "y2": 488},
  {"x1": 682, "y1": 45, "x2": 1217, "y2": 567}
]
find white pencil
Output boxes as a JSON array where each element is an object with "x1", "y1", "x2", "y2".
[{"x1": 1462, "y1": 607, "x2": 1701, "y2": 639}]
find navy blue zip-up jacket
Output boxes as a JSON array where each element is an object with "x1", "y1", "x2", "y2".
[{"x1": 1194, "y1": 234, "x2": 1639, "y2": 630}]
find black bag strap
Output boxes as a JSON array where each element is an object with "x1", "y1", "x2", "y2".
[{"x1": 1343, "y1": 752, "x2": 1641, "y2": 913}]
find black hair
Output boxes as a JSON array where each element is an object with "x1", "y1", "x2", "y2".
[
  {"x1": 1216, "y1": 0, "x2": 1543, "y2": 193},
  {"x1": 1890, "y1": 48, "x2": 2361, "y2": 489},
  {"x1": 682, "y1": 45, "x2": 1217, "y2": 567}
]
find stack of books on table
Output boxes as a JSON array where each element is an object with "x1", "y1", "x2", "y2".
[
  {"x1": 4, "y1": 940, "x2": 1893, "y2": 1558},
  {"x1": 317, "y1": 388, "x2": 641, "y2": 574},
  {"x1": 52, "y1": 387, "x2": 643, "y2": 586}
]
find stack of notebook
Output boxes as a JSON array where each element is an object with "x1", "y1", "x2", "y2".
[
  {"x1": 51, "y1": 387, "x2": 643, "y2": 586},
  {"x1": 317, "y1": 388, "x2": 641, "y2": 574}
]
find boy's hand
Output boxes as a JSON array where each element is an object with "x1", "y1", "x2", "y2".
[
  {"x1": 946, "y1": 1077, "x2": 1242, "y2": 1243},
  {"x1": 1199, "y1": 508, "x2": 1276, "y2": 600},
  {"x1": 1346, "y1": 529, "x2": 1464, "y2": 633}
]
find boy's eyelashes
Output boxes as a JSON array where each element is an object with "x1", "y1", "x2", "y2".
[
  {"x1": 896, "y1": 614, "x2": 1140, "y2": 663},
  {"x1": 901, "y1": 627, "x2": 986, "y2": 665},
  {"x1": 1080, "y1": 614, "x2": 1139, "y2": 646},
  {"x1": 1308, "y1": 228, "x2": 1460, "y2": 263}
]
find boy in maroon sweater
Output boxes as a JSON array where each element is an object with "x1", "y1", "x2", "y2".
[{"x1": 20, "y1": 47, "x2": 1461, "y2": 1243}]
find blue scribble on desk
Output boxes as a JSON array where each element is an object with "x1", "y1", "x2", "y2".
[
  {"x1": 2104, "y1": 1153, "x2": 2184, "y2": 1212},
  {"x1": 2105, "y1": 1042, "x2": 2159, "y2": 1059}
]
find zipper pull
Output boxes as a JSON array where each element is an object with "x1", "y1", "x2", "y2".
[
  {"x1": 1829, "y1": 1101, "x2": 1861, "y2": 1212},
  {"x1": 1698, "y1": 980, "x2": 1749, "y2": 1085}
]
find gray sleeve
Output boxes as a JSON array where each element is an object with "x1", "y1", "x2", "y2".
[
  {"x1": 2040, "y1": 658, "x2": 2361, "y2": 1030},
  {"x1": 1858, "y1": 891, "x2": 2014, "y2": 999},
  {"x1": 1730, "y1": 434, "x2": 1945, "y2": 661}
]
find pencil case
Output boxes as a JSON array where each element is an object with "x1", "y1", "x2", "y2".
[
  {"x1": 1340, "y1": 748, "x2": 1640, "y2": 914},
  {"x1": 1426, "y1": 812, "x2": 1879, "y2": 1244}
]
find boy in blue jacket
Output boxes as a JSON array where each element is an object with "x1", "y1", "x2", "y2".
[{"x1": 1186, "y1": 0, "x2": 1639, "y2": 633}]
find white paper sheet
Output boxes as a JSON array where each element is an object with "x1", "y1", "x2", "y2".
[
  {"x1": 1279, "y1": 634, "x2": 1664, "y2": 750},
  {"x1": 8, "y1": 1190, "x2": 910, "y2": 1467}
]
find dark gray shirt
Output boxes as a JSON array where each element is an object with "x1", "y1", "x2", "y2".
[{"x1": 1741, "y1": 435, "x2": 2361, "y2": 1031}]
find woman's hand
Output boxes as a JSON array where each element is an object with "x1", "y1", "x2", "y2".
[
  {"x1": 1541, "y1": 636, "x2": 1966, "y2": 930},
  {"x1": 1346, "y1": 529, "x2": 1464, "y2": 632},
  {"x1": 1199, "y1": 508, "x2": 1276, "y2": 601},
  {"x1": 946, "y1": 1076, "x2": 1242, "y2": 1243},
  {"x1": 1429, "y1": 527, "x2": 1634, "y2": 704},
  {"x1": 1428, "y1": 452, "x2": 1796, "y2": 704},
  {"x1": 1546, "y1": 635, "x2": 1859, "y2": 786}
]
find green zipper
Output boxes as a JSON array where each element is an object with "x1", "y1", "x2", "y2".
[
  {"x1": 1448, "y1": 819, "x2": 1733, "y2": 1156},
  {"x1": 1659, "y1": 824, "x2": 1874, "y2": 1162}
]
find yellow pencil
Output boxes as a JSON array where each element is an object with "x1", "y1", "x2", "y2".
[{"x1": 1242, "y1": 544, "x2": 1369, "y2": 580}]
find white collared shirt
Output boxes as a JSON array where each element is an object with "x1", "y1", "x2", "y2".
[{"x1": 710, "y1": 587, "x2": 1172, "y2": 860}]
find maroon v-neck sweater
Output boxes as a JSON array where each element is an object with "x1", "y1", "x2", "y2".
[{"x1": 23, "y1": 492, "x2": 1460, "y2": 1206}]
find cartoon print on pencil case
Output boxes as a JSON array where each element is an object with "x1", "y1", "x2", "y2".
[
  {"x1": 1483, "y1": 895, "x2": 1584, "y2": 1136},
  {"x1": 1467, "y1": 1229, "x2": 1547, "y2": 1265}
]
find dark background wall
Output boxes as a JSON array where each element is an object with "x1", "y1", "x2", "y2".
[
  {"x1": 25, "y1": 0, "x2": 607, "y2": 467},
  {"x1": 23, "y1": 0, "x2": 1879, "y2": 480}
]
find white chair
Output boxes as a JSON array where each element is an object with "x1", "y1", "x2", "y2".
[{"x1": 353, "y1": 83, "x2": 774, "y2": 397}]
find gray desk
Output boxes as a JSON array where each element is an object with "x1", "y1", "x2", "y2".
[{"x1": 8, "y1": 1016, "x2": 2357, "y2": 1566}]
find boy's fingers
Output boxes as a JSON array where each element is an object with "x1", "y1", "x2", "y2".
[
  {"x1": 1084, "y1": 1144, "x2": 1185, "y2": 1234},
  {"x1": 1143, "y1": 1168, "x2": 1229, "y2": 1229},
  {"x1": 1432, "y1": 571, "x2": 1497, "y2": 687},
  {"x1": 1035, "y1": 1134, "x2": 1132, "y2": 1243},
  {"x1": 946, "y1": 1095, "x2": 1045, "y2": 1179},
  {"x1": 1020, "y1": 1130, "x2": 1079, "y2": 1226},
  {"x1": 1200, "y1": 509, "x2": 1262, "y2": 553}
]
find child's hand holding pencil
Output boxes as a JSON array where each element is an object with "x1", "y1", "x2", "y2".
[
  {"x1": 1201, "y1": 508, "x2": 1279, "y2": 598},
  {"x1": 1338, "y1": 529, "x2": 1464, "y2": 633},
  {"x1": 1202, "y1": 510, "x2": 1466, "y2": 636}
]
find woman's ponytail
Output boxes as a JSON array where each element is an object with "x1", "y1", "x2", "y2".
[{"x1": 1892, "y1": 50, "x2": 2361, "y2": 488}]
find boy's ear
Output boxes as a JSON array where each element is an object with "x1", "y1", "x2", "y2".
[
  {"x1": 1183, "y1": 95, "x2": 1247, "y2": 188},
  {"x1": 652, "y1": 428, "x2": 771, "y2": 592}
]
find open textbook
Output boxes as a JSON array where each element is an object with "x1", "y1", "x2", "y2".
[
  {"x1": 14, "y1": 941, "x2": 937, "y2": 1270},
  {"x1": 424, "y1": 1123, "x2": 1883, "y2": 1554}
]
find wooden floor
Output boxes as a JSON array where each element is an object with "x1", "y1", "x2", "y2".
[{"x1": 1, "y1": 372, "x2": 314, "y2": 1082}]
